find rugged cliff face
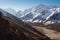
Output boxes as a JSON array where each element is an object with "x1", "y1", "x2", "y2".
[{"x1": 0, "y1": 11, "x2": 51, "y2": 40}]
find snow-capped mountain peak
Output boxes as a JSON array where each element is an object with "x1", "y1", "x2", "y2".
[
  {"x1": 4, "y1": 8, "x2": 17, "y2": 16},
  {"x1": 3, "y1": 5, "x2": 60, "y2": 25}
]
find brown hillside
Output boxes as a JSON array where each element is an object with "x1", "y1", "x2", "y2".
[
  {"x1": 0, "y1": 11, "x2": 51, "y2": 40},
  {"x1": 49, "y1": 23, "x2": 60, "y2": 32}
]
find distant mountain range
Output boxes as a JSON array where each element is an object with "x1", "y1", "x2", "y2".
[{"x1": 3, "y1": 4, "x2": 60, "y2": 25}]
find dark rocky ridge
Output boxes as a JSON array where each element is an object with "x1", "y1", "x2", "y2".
[{"x1": 0, "y1": 11, "x2": 51, "y2": 40}]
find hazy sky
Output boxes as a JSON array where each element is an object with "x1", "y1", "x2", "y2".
[{"x1": 0, "y1": 0, "x2": 60, "y2": 11}]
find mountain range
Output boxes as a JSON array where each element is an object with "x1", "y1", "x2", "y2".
[
  {"x1": 4, "y1": 4, "x2": 60, "y2": 25},
  {"x1": 0, "y1": 8, "x2": 51, "y2": 40},
  {"x1": 0, "y1": 4, "x2": 60, "y2": 40}
]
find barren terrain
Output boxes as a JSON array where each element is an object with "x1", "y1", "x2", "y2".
[{"x1": 33, "y1": 26, "x2": 60, "y2": 40}]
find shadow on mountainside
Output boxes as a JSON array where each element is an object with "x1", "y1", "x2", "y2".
[{"x1": 0, "y1": 11, "x2": 51, "y2": 40}]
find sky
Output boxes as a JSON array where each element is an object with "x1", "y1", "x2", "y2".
[{"x1": 0, "y1": 0, "x2": 60, "y2": 11}]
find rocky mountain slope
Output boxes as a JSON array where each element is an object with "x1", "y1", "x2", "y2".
[
  {"x1": 0, "y1": 9, "x2": 51, "y2": 40},
  {"x1": 18, "y1": 5, "x2": 60, "y2": 23},
  {"x1": 5, "y1": 5, "x2": 60, "y2": 25}
]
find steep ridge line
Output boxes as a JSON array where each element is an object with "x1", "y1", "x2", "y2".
[{"x1": 0, "y1": 11, "x2": 51, "y2": 40}]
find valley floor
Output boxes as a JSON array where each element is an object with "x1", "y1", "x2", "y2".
[{"x1": 33, "y1": 26, "x2": 60, "y2": 40}]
